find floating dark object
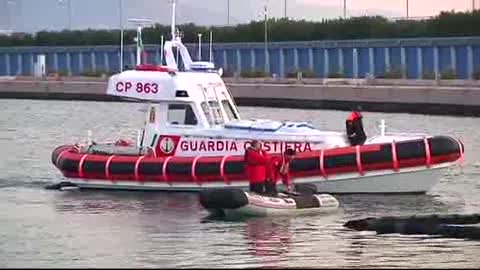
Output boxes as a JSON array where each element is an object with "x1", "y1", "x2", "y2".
[
  {"x1": 344, "y1": 214, "x2": 480, "y2": 240},
  {"x1": 45, "y1": 181, "x2": 78, "y2": 190}
]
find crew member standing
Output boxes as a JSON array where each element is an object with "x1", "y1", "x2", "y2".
[
  {"x1": 244, "y1": 140, "x2": 269, "y2": 194},
  {"x1": 266, "y1": 148, "x2": 296, "y2": 196},
  {"x1": 346, "y1": 110, "x2": 367, "y2": 146}
]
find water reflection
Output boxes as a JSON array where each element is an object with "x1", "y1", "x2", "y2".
[
  {"x1": 51, "y1": 190, "x2": 202, "y2": 215},
  {"x1": 244, "y1": 217, "x2": 293, "y2": 262}
]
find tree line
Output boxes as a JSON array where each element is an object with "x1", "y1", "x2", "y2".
[{"x1": 1, "y1": 10, "x2": 480, "y2": 47}]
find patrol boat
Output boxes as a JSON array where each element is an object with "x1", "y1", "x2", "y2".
[{"x1": 50, "y1": 1, "x2": 464, "y2": 194}]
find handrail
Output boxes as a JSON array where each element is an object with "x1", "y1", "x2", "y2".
[
  {"x1": 391, "y1": 141, "x2": 399, "y2": 172},
  {"x1": 134, "y1": 156, "x2": 145, "y2": 182},
  {"x1": 162, "y1": 156, "x2": 173, "y2": 184},
  {"x1": 191, "y1": 156, "x2": 201, "y2": 185},
  {"x1": 55, "y1": 148, "x2": 70, "y2": 167},
  {"x1": 424, "y1": 137, "x2": 431, "y2": 168},
  {"x1": 455, "y1": 138, "x2": 465, "y2": 165},
  {"x1": 220, "y1": 155, "x2": 231, "y2": 185},
  {"x1": 78, "y1": 154, "x2": 89, "y2": 179},
  {"x1": 105, "y1": 155, "x2": 115, "y2": 181},
  {"x1": 319, "y1": 150, "x2": 327, "y2": 178},
  {"x1": 356, "y1": 145, "x2": 364, "y2": 176}
]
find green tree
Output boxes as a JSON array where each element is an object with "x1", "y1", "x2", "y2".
[{"x1": 1, "y1": 10, "x2": 480, "y2": 47}]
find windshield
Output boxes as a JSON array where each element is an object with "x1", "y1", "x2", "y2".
[
  {"x1": 201, "y1": 101, "x2": 224, "y2": 125},
  {"x1": 221, "y1": 99, "x2": 239, "y2": 121},
  {"x1": 167, "y1": 104, "x2": 198, "y2": 126}
]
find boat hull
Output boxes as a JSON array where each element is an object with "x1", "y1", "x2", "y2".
[
  {"x1": 61, "y1": 163, "x2": 451, "y2": 194},
  {"x1": 294, "y1": 164, "x2": 449, "y2": 194},
  {"x1": 51, "y1": 135, "x2": 463, "y2": 194}
]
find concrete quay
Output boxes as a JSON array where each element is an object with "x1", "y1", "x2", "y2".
[{"x1": 1, "y1": 76, "x2": 480, "y2": 117}]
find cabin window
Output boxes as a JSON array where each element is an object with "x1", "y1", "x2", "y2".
[
  {"x1": 167, "y1": 104, "x2": 198, "y2": 125},
  {"x1": 201, "y1": 101, "x2": 224, "y2": 125},
  {"x1": 221, "y1": 100, "x2": 238, "y2": 120}
]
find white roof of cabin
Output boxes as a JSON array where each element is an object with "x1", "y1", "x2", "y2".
[
  {"x1": 106, "y1": 69, "x2": 227, "y2": 103},
  {"x1": 175, "y1": 72, "x2": 227, "y2": 101}
]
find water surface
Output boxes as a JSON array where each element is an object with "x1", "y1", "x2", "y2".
[{"x1": 0, "y1": 99, "x2": 479, "y2": 268}]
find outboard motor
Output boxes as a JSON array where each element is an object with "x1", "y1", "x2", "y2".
[{"x1": 346, "y1": 111, "x2": 367, "y2": 146}]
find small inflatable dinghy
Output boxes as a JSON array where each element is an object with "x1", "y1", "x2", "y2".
[{"x1": 199, "y1": 189, "x2": 339, "y2": 218}]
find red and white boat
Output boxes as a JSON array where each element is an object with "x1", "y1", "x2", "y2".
[{"x1": 50, "y1": 1, "x2": 464, "y2": 194}]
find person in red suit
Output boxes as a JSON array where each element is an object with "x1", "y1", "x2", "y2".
[
  {"x1": 346, "y1": 110, "x2": 367, "y2": 146},
  {"x1": 244, "y1": 140, "x2": 269, "y2": 194},
  {"x1": 265, "y1": 148, "x2": 296, "y2": 196}
]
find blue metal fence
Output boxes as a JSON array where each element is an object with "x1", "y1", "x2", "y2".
[{"x1": 0, "y1": 36, "x2": 479, "y2": 79}]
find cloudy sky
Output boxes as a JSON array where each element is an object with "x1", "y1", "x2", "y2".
[{"x1": 0, "y1": 0, "x2": 476, "y2": 33}]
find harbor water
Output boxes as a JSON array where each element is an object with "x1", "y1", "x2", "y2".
[{"x1": 0, "y1": 99, "x2": 479, "y2": 268}]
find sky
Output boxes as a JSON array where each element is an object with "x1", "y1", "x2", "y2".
[
  {"x1": 0, "y1": 0, "x2": 477, "y2": 33},
  {"x1": 302, "y1": 0, "x2": 472, "y2": 18}
]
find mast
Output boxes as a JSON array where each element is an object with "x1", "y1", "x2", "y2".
[
  {"x1": 198, "y1": 33, "x2": 202, "y2": 61},
  {"x1": 128, "y1": 18, "x2": 153, "y2": 66},
  {"x1": 264, "y1": 0, "x2": 269, "y2": 74},
  {"x1": 119, "y1": 0, "x2": 124, "y2": 71},
  {"x1": 136, "y1": 26, "x2": 142, "y2": 66},
  {"x1": 163, "y1": 0, "x2": 194, "y2": 70},
  {"x1": 160, "y1": 35, "x2": 164, "y2": 65},
  {"x1": 209, "y1": 30, "x2": 213, "y2": 63},
  {"x1": 171, "y1": 0, "x2": 176, "y2": 41}
]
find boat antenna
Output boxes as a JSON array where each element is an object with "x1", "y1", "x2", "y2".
[
  {"x1": 128, "y1": 18, "x2": 153, "y2": 66},
  {"x1": 136, "y1": 25, "x2": 142, "y2": 66},
  {"x1": 209, "y1": 30, "x2": 213, "y2": 63},
  {"x1": 160, "y1": 34, "x2": 164, "y2": 65},
  {"x1": 171, "y1": 0, "x2": 177, "y2": 41}
]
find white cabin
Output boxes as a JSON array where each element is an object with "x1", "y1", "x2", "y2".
[{"x1": 106, "y1": 57, "x2": 353, "y2": 157}]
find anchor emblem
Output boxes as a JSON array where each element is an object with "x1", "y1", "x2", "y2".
[{"x1": 159, "y1": 137, "x2": 175, "y2": 154}]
